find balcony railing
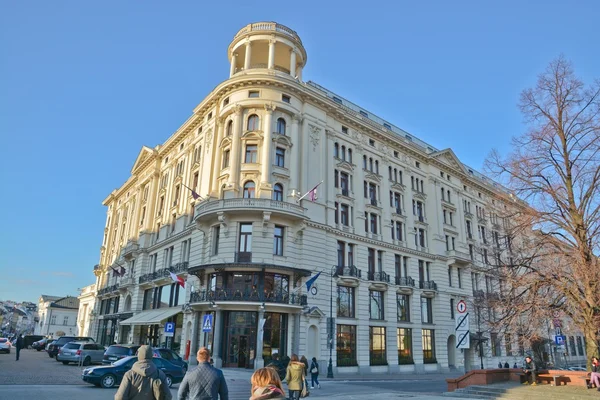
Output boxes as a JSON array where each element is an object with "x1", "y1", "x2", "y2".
[
  {"x1": 98, "y1": 284, "x2": 120, "y2": 296},
  {"x1": 367, "y1": 271, "x2": 390, "y2": 283},
  {"x1": 369, "y1": 198, "x2": 378, "y2": 206},
  {"x1": 334, "y1": 265, "x2": 362, "y2": 278},
  {"x1": 139, "y1": 262, "x2": 189, "y2": 284},
  {"x1": 233, "y1": 22, "x2": 303, "y2": 45},
  {"x1": 419, "y1": 280, "x2": 438, "y2": 291},
  {"x1": 395, "y1": 276, "x2": 415, "y2": 287},
  {"x1": 473, "y1": 289, "x2": 485, "y2": 299},
  {"x1": 190, "y1": 289, "x2": 307, "y2": 306},
  {"x1": 195, "y1": 198, "x2": 305, "y2": 220},
  {"x1": 341, "y1": 188, "x2": 349, "y2": 196},
  {"x1": 235, "y1": 252, "x2": 252, "y2": 263}
]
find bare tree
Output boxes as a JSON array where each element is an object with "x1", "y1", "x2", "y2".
[{"x1": 485, "y1": 56, "x2": 600, "y2": 366}]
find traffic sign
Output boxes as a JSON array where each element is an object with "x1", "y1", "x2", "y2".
[
  {"x1": 455, "y1": 312, "x2": 470, "y2": 349},
  {"x1": 164, "y1": 322, "x2": 175, "y2": 337},
  {"x1": 202, "y1": 314, "x2": 213, "y2": 332},
  {"x1": 554, "y1": 335, "x2": 566, "y2": 346},
  {"x1": 456, "y1": 300, "x2": 467, "y2": 314}
]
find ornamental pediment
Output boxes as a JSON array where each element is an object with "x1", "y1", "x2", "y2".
[
  {"x1": 391, "y1": 182, "x2": 405, "y2": 192},
  {"x1": 242, "y1": 131, "x2": 263, "y2": 140},
  {"x1": 273, "y1": 134, "x2": 293, "y2": 147},
  {"x1": 429, "y1": 148, "x2": 466, "y2": 173},
  {"x1": 364, "y1": 172, "x2": 381, "y2": 183},
  {"x1": 336, "y1": 160, "x2": 354, "y2": 172},
  {"x1": 220, "y1": 136, "x2": 232, "y2": 148}
]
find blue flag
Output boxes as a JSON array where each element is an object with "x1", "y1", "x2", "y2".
[{"x1": 305, "y1": 272, "x2": 321, "y2": 291}]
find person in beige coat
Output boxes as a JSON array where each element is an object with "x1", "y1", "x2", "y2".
[
  {"x1": 284, "y1": 354, "x2": 305, "y2": 400},
  {"x1": 114, "y1": 345, "x2": 172, "y2": 400}
]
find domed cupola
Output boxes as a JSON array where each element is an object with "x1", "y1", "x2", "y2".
[{"x1": 227, "y1": 22, "x2": 307, "y2": 80}]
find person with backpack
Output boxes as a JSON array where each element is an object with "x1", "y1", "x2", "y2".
[
  {"x1": 309, "y1": 357, "x2": 320, "y2": 389},
  {"x1": 178, "y1": 347, "x2": 228, "y2": 400},
  {"x1": 114, "y1": 345, "x2": 172, "y2": 400}
]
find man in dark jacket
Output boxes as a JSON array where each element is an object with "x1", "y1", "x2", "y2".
[
  {"x1": 15, "y1": 335, "x2": 24, "y2": 361},
  {"x1": 522, "y1": 356, "x2": 537, "y2": 386},
  {"x1": 178, "y1": 347, "x2": 228, "y2": 400},
  {"x1": 114, "y1": 345, "x2": 172, "y2": 400}
]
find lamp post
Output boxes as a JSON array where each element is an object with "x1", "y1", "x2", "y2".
[{"x1": 327, "y1": 266, "x2": 336, "y2": 379}]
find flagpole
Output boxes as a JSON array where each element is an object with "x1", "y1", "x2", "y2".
[{"x1": 297, "y1": 181, "x2": 323, "y2": 202}]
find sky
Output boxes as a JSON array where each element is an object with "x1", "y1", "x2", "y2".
[{"x1": 1, "y1": 1, "x2": 598, "y2": 303}]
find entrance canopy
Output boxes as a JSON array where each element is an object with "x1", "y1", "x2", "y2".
[{"x1": 119, "y1": 307, "x2": 181, "y2": 326}]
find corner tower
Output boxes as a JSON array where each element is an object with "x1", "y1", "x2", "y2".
[{"x1": 227, "y1": 22, "x2": 307, "y2": 80}]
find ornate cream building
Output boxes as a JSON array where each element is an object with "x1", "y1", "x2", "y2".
[{"x1": 90, "y1": 21, "x2": 542, "y2": 374}]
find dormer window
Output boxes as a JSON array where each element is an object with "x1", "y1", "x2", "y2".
[{"x1": 248, "y1": 90, "x2": 260, "y2": 98}]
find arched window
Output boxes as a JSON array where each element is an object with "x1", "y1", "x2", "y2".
[
  {"x1": 226, "y1": 120, "x2": 233, "y2": 136},
  {"x1": 341, "y1": 146, "x2": 346, "y2": 161},
  {"x1": 273, "y1": 183, "x2": 284, "y2": 201},
  {"x1": 276, "y1": 118, "x2": 286, "y2": 135},
  {"x1": 348, "y1": 149, "x2": 352, "y2": 163},
  {"x1": 243, "y1": 181, "x2": 255, "y2": 198},
  {"x1": 334, "y1": 143, "x2": 339, "y2": 158},
  {"x1": 247, "y1": 114, "x2": 259, "y2": 131}
]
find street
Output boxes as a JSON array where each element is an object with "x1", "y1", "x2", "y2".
[{"x1": 0, "y1": 349, "x2": 459, "y2": 400}]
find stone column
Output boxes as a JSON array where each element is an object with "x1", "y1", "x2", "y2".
[
  {"x1": 289, "y1": 49, "x2": 297, "y2": 78},
  {"x1": 228, "y1": 105, "x2": 243, "y2": 187},
  {"x1": 211, "y1": 118, "x2": 225, "y2": 194},
  {"x1": 212, "y1": 309, "x2": 223, "y2": 368},
  {"x1": 230, "y1": 53, "x2": 237, "y2": 77},
  {"x1": 267, "y1": 38, "x2": 276, "y2": 69},
  {"x1": 189, "y1": 311, "x2": 200, "y2": 365},
  {"x1": 244, "y1": 41, "x2": 252, "y2": 71},
  {"x1": 297, "y1": 65, "x2": 303, "y2": 81},
  {"x1": 288, "y1": 114, "x2": 301, "y2": 200},
  {"x1": 255, "y1": 309, "x2": 265, "y2": 369},
  {"x1": 261, "y1": 104, "x2": 275, "y2": 186}
]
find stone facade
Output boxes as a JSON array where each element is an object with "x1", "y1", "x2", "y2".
[{"x1": 34, "y1": 295, "x2": 79, "y2": 338}]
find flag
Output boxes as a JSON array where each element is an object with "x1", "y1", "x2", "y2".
[
  {"x1": 170, "y1": 271, "x2": 185, "y2": 289},
  {"x1": 298, "y1": 181, "x2": 323, "y2": 202},
  {"x1": 111, "y1": 266, "x2": 120, "y2": 278},
  {"x1": 305, "y1": 272, "x2": 321, "y2": 291},
  {"x1": 119, "y1": 266, "x2": 126, "y2": 276},
  {"x1": 182, "y1": 184, "x2": 202, "y2": 200}
]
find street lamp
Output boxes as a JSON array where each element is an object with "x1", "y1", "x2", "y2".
[{"x1": 327, "y1": 266, "x2": 336, "y2": 379}]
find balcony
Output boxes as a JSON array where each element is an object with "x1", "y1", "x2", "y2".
[
  {"x1": 235, "y1": 252, "x2": 252, "y2": 263},
  {"x1": 139, "y1": 262, "x2": 189, "y2": 285},
  {"x1": 393, "y1": 207, "x2": 403, "y2": 216},
  {"x1": 445, "y1": 249, "x2": 472, "y2": 266},
  {"x1": 415, "y1": 215, "x2": 427, "y2": 224},
  {"x1": 464, "y1": 211, "x2": 473, "y2": 218},
  {"x1": 419, "y1": 280, "x2": 438, "y2": 297},
  {"x1": 473, "y1": 289, "x2": 486, "y2": 300},
  {"x1": 341, "y1": 188, "x2": 349, "y2": 197},
  {"x1": 367, "y1": 270, "x2": 390, "y2": 290},
  {"x1": 234, "y1": 22, "x2": 303, "y2": 45},
  {"x1": 190, "y1": 289, "x2": 307, "y2": 307},
  {"x1": 478, "y1": 216, "x2": 488, "y2": 225},
  {"x1": 395, "y1": 276, "x2": 415, "y2": 294},
  {"x1": 334, "y1": 265, "x2": 361, "y2": 286},
  {"x1": 121, "y1": 240, "x2": 139, "y2": 260},
  {"x1": 98, "y1": 284, "x2": 119, "y2": 297},
  {"x1": 369, "y1": 198, "x2": 378, "y2": 206},
  {"x1": 195, "y1": 198, "x2": 305, "y2": 222}
]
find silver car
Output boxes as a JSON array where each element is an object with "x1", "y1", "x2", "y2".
[
  {"x1": 56, "y1": 341, "x2": 106, "y2": 365},
  {"x1": 0, "y1": 338, "x2": 11, "y2": 354}
]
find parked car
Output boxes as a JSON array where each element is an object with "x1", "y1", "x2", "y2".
[
  {"x1": 154, "y1": 348, "x2": 188, "y2": 373},
  {"x1": 0, "y1": 338, "x2": 11, "y2": 354},
  {"x1": 82, "y1": 355, "x2": 185, "y2": 388},
  {"x1": 47, "y1": 336, "x2": 95, "y2": 358},
  {"x1": 23, "y1": 335, "x2": 44, "y2": 348},
  {"x1": 102, "y1": 344, "x2": 141, "y2": 364},
  {"x1": 45, "y1": 340, "x2": 56, "y2": 351},
  {"x1": 56, "y1": 341, "x2": 106, "y2": 365},
  {"x1": 32, "y1": 338, "x2": 49, "y2": 351}
]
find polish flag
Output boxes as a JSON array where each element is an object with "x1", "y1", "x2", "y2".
[{"x1": 169, "y1": 271, "x2": 185, "y2": 288}]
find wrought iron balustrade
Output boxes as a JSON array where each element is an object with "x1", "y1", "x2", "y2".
[
  {"x1": 367, "y1": 271, "x2": 390, "y2": 283},
  {"x1": 334, "y1": 265, "x2": 361, "y2": 278},
  {"x1": 395, "y1": 276, "x2": 415, "y2": 287},
  {"x1": 190, "y1": 289, "x2": 307, "y2": 306},
  {"x1": 98, "y1": 284, "x2": 120, "y2": 296},
  {"x1": 139, "y1": 262, "x2": 189, "y2": 284},
  {"x1": 419, "y1": 280, "x2": 438, "y2": 291}
]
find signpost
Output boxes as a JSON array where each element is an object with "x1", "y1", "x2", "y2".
[
  {"x1": 202, "y1": 314, "x2": 213, "y2": 333},
  {"x1": 164, "y1": 322, "x2": 175, "y2": 337},
  {"x1": 455, "y1": 300, "x2": 470, "y2": 349}
]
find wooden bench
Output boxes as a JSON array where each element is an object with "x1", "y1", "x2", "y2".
[{"x1": 537, "y1": 374, "x2": 568, "y2": 386}]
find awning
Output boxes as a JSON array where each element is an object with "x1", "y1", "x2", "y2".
[{"x1": 118, "y1": 307, "x2": 181, "y2": 326}]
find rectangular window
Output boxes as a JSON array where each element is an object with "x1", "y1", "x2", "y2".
[
  {"x1": 421, "y1": 297, "x2": 433, "y2": 324},
  {"x1": 237, "y1": 223, "x2": 252, "y2": 262},
  {"x1": 340, "y1": 204, "x2": 349, "y2": 226},
  {"x1": 50, "y1": 315, "x2": 57, "y2": 325},
  {"x1": 273, "y1": 225, "x2": 284, "y2": 256},
  {"x1": 457, "y1": 268, "x2": 462, "y2": 288},
  {"x1": 337, "y1": 286, "x2": 355, "y2": 318},
  {"x1": 275, "y1": 147, "x2": 285, "y2": 167},
  {"x1": 491, "y1": 333, "x2": 501, "y2": 357},
  {"x1": 448, "y1": 266, "x2": 453, "y2": 287},
  {"x1": 334, "y1": 202, "x2": 339, "y2": 224},
  {"x1": 341, "y1": 126, "x2": 348, "y2": 134},
  {"x1": 397, "y1": 328, "x2": 413, "y2": 364},
  {"x1": 212, "y1": 226, "x2": 220, "y2": 255},
  {"x1": 422, "y1": 329, "x2": 436, "y2": 363},
  {"x1": 369, "y1": 326, "x2": 387, "y2": 366},
  {"x1": 222, "y1": 150, "x2": 230, "y2": 168},
  {"x1": 245, "y1": 144, "x2": 258, "y2": 163},
  {"x1": 282, "y1": 94, "x2": 291, "y2": 103},
  {"x1": 336, "y1": 325, "x2": 357, "y2": 366},
  {"x1": 63, "y1": 316, "x2": 69, "y2": 326},
  {"x1": 347, "y1": 244, "x2": 354, "y2": 266},
  {"x1": 369, "y1": 290, "x2": 384, "y2": 320},
  {"x1": 577, "y1": 336, "x2": 584, "y2": 356},
  {"x1": 397, "y1": 294, "x2": 410, "y2": 322},
  {"x1": 248, "y1": 90, "x2": 259, "y2": 98},
  {"x1": 505, "y1": 334, "x2": 512, "y2": 356},
  {"x1": 450, "y1": 298, "x2": 455, "y2": 320},
  {"x1": 143, "y1": 289, "x2": 153, "y2": 310}
]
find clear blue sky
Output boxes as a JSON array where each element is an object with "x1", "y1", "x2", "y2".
[{"x1": 1, "y1": 1, "x2": 598, "y2": 303}]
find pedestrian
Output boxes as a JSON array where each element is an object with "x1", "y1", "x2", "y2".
[
  {"x1": 513, "y1": 362, "x2": 518, "y2": 369},
  {"x1": 178, "y1": 347, "x2": 228, "y2": 400},
  {"x1": 588, "y1": 356, "x2": 600, "y2": 390},
  {"x1": 300, "y1": 356, "x2": 309, "y2": 376},
  {"x1": 497, "y1": 361, "x2": 502, "y2": 368},
  {"x1": 114, "y1": 345, "x2": 172, "y2": 400},
  {"x1": 504, "y1": 362, "x2": 510, "y2": 369},
  {"x1": 15, "y1": 334, "x2": 24, "y2": 361},
  {"x1": 250, "y1": 367, "x2": 286, "y2": 399},
  {"x1": 284, "y1": 354, "x2": 305, "y2": 400},
  {"x1": 522, "y1": 356, "x2": 537, "y2": 386},
  {"x1": 309, "y1": 357, "x2": 320, "y2": 389}
]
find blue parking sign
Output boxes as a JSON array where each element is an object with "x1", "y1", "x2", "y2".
[
  {"x1": 165, "y1": 322, "x2": 175, "y2": 337},
  {"x1": 555, "y1": 335, "x2": 566, "y2": 345}
]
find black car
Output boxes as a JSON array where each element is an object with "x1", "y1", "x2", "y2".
[
  {"x1": 102, "y1": 344, "x2": 141, "y2": 364},
  {"x1": 154, "y1": 348, "x2": 188, "y2": 373},
  {"x1": 82, "y1": 355, "x2": 184, "y2": 388},
  {"x1": 32, "y1": 338, "x2": 49, "y2": 351},
  {"x1": 47, "y1": 336, "x2": 95, "y2": 358}
]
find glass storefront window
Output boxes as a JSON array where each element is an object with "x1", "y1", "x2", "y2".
[
  {"x1": 223, "y1": 311, "x2": 258, "y2": 368},
  {"x1": 369, "y1": 326, "x2": 387, "y2": 365},
  {"x1": 336, "y1": 324, "x2": 357, "y2": 366},
  {"x1": 422, "y1": 329, "x2": 436, "y2": 363},
  {"x1": 397, "y1": 328, "x2": 413, "y2": 364},
  {"x1": 262, "y1": 312, "x2": 288, "y2": 365}
]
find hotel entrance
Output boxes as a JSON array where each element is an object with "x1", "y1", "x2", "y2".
[{"x1": 223, "y1": 311, "x2": 257, "y2": 368}]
